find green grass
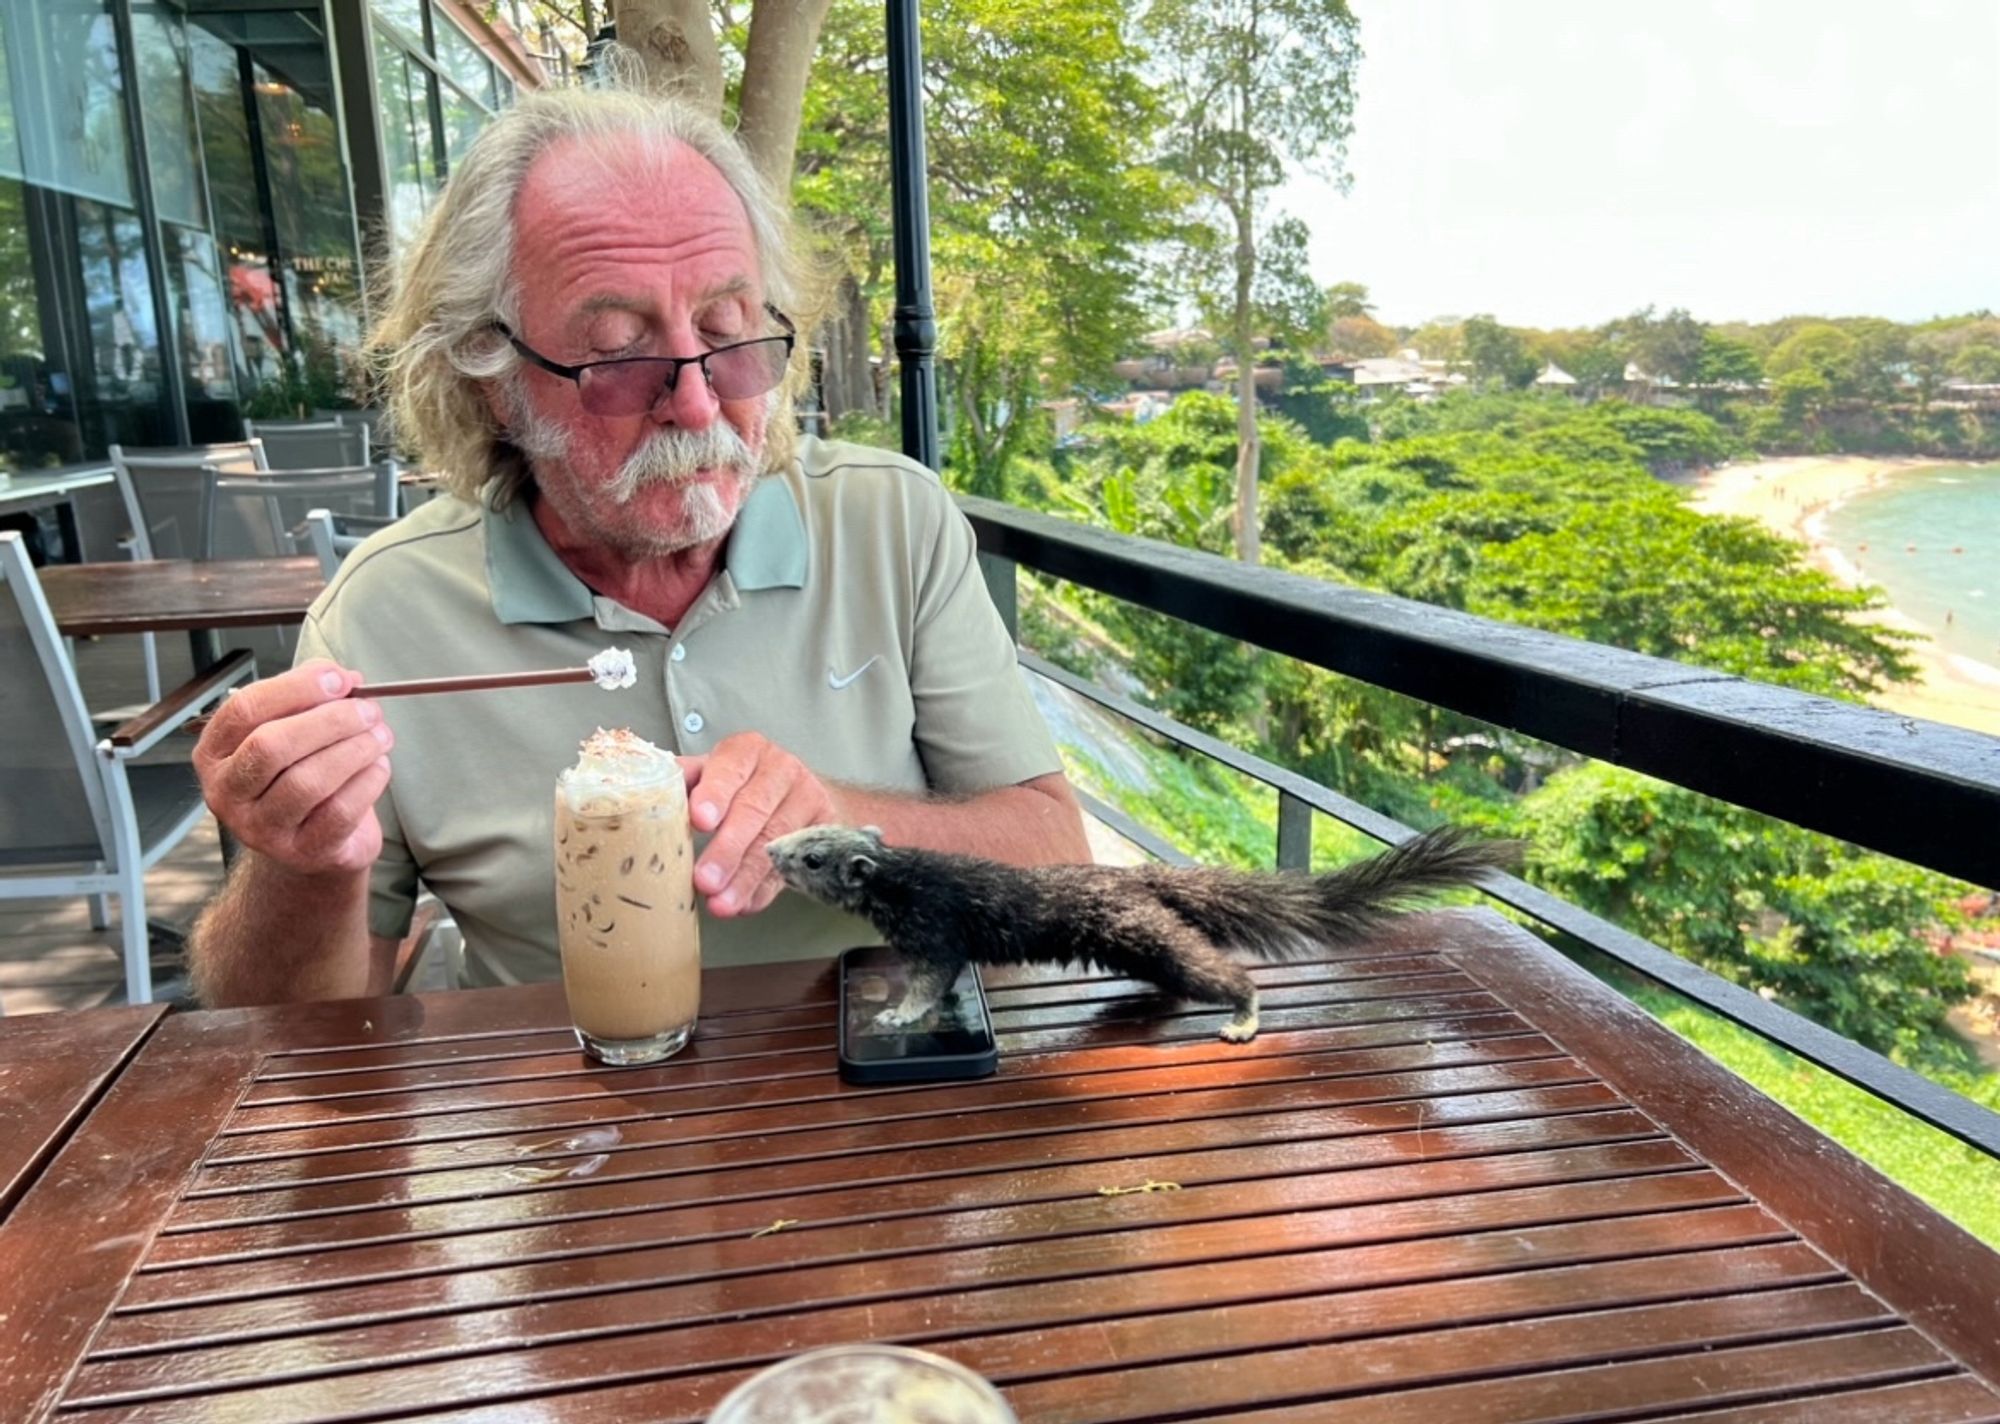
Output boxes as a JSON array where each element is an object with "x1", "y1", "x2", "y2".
[{"x1": 1616, "y1": 977, "x2": 2000, "y2": 1246}]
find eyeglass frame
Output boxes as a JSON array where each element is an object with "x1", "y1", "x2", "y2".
[{"x1": 494, "y1": 303, "x2": 797, "y2": 406}]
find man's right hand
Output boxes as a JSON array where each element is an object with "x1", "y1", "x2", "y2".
[{"x1": 194, "y1": 658, "x2": 393, "y2": 876}]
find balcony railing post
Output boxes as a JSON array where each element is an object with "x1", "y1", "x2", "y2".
[
  {"x1": 885, "y1": 0, "x2": 940, "y2": 471},
  {"x1": 979, "y1": 552, "x2": 1018, "y2": 641},
  {"x1": 1276, "y1": 789, "x2": 1312, "y2": 872}
]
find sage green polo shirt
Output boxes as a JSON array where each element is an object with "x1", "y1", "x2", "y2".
[{"x1": 293, "y1": 437, "x2": 1063, "y2": 986}]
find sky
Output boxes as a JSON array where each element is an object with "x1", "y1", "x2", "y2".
[{"x1": 1276, "y1": 0, "x2": 2000, "y2": 330}]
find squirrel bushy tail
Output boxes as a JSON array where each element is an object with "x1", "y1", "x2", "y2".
[{"x1": 1156, "y1": 825, "x2": 1518, "y2": 961}]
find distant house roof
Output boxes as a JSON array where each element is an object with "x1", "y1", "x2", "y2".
[
  {"x1": 1141, "y1": 326, "x2": 1213, "y2": 351},
  {"x1": 1534, "y1": 362, "x2": 1577, "y2": 387},
  {"x1": 1350, "y1": 356, "x2": 1429, "y2": 386}
]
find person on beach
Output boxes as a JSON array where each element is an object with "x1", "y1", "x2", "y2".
[{"x1": 186, "y1": 79, "x2": 1091, "y2": 1005}]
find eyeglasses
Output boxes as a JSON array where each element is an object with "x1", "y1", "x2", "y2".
[{"x1": 497, "y1": 304, "x2": 796, "y2": 417}]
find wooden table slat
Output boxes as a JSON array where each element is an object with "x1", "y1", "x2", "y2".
[
  {"x1": 0, "y1": 1004, "x2": 166, "y2": 1220},
  {"x1": 143, "y1": 1081, "x2": 1630, "y2": 1272},
  {"x1": 205, "y1": 1009, "x2": 1537, "y2": 1160}
]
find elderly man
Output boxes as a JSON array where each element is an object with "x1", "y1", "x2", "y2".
[{"x1": 189, "y1": 84, "x2": 1089, "y2": 1004}]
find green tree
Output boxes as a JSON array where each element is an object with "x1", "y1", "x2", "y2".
[
  {"x1": 1141, "y1": 0, "x2": 1362, "y2": 565},
  {"x1": 797, "y1": 0, "x2": 1176, "y2": 492},
  {"x1": 1461, "y1": 315, "x2": 1537, "y2": 388},
  {"x1": 1767, "y1": 322, "x2": 1862, "y2": 396},
  {"x1": 1696, "y1": 329, "x2": 1763, "y2": 387},
  {"x1": 1324, "y1": 281, "x2": 1374, "y2": 319},
  {"x1": 1521, "y1": 765, "x2": 1974, "y2": 1062}
]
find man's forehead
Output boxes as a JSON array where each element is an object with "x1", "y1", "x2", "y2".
[{"x1": 512, "y1": 135, "x2": 760, "y2": 302}]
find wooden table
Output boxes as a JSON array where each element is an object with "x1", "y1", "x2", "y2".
[
  {"x1": 40, "y1": 555, "x2": 326, "y2": 671},
  {"x1": 0, "y1": 1003, "x2": 168, "y2": 1220},
  {"x1": 5, "y1": 909, "x2": 1997, "y2": 1422}
]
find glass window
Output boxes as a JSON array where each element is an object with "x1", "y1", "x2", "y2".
[
  {"x1": 162, "y1": 224, "x2": 241, "y2": 430},
  {"x1": 248, "y1": 63, "x2": 363, "y2": 410},
  {"x1": 0, "y1": 5, "x2": 24, "y2": 181},
  {"x1": 374, "y1": 34, "x2": 440, "y2": 246},
  {"x1": 130, "y1": 2, "x2": 207, "y2": 229},
  {"x1": 430, "y1": 7, "x2": 494, "y2": 102},
  {"x1": 73, "y1": 195, "x2": 174, "y2": 449},
  {"x1": 0, "y1": 0, "x2": 135, "y2": 206},
  {"x1": 495, "y1": 70, "x2": 514, "y2": 109},
  {"x1": 0, "y1": 176, "x2": 62, "y2": 470},
  {"x1": 439, "y1": 80, "x2": 486, "y2": 166},
  {"x1": 371, "y1": 0, "x2": 425, "y2": 47}
]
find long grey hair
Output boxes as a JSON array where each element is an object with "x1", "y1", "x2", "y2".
[{"x1": 365, "y1": 69, "x2": 808, "y2": 507}]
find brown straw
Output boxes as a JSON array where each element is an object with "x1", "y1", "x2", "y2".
[{"x1": 185, "y1": 665, "x2": 599, "y2": 734}]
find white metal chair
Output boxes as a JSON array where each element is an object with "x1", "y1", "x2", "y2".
[
  {"x1": 203, "y1": 462, "x2": 397, "y2": 560},
  {"x1": 245, "y1": 418, "x2": 369, "y2": 470},
  {"x1": 105, "y1": 442, "x2": 270, "y2": 703},
  {"x1": 302, "y1": 507, "x2": 400, "y2": 579},
  {"x1": 0, "y1": 531, "x2": 255, "y2": 1004}
]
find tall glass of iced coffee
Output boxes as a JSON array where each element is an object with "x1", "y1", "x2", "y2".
[{"x1": 555, "y1": 728, "x2": 700, "y2": 1064}]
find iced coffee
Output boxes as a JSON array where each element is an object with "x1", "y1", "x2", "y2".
[{"x1": 555, "y1": 728, "x2": 700, "y2": 1064}]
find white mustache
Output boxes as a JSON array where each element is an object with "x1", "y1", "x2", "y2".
[{"x1": 607, "y1": 424, "x2": 759, "y2": 504}]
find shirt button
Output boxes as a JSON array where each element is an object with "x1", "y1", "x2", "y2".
[
  {"x1": 683, "y1": 711, "x2": 705, "y2": 734},
  {"x1": 670, "y1": 643, "x2": 686, "y2": 663}
]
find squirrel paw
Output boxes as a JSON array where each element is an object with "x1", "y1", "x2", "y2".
[
  {"x1": 875, "y1": 998, "x2": 934, "y2": 1030},
  {"x1": 1220, "y1": 1010, "x2": 1259, "y2": 1043}
]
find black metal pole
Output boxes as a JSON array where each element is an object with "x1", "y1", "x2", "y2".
[{"x1": 885, "y1": 0, "x2": 939, "y2": 470}]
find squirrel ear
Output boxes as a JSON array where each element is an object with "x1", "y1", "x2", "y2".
[
  {"x1": 844, "y1": 853, "x2": 878, "y2": 884},
  {"x1": 859, "y1": 825, "x2": 883, "y2": 844}
]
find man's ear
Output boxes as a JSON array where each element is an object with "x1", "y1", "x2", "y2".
[{"x1": 842, "y1": 852, "x2": 878, "y2": 885}]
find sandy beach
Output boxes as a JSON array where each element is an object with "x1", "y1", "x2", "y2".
[{"x1": 1691, "y1": 456, "x2": 2000, "y2": 736}]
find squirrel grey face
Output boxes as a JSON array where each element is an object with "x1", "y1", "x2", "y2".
[{"x1": 765, "y1": 825, "x2": 885, "y2": 911}]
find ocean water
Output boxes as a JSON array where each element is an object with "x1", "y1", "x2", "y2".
[{"x1": 1821, "y1": 464, "x2": 2000, "y2": 666}]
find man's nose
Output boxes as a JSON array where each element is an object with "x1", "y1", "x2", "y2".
[{"x1": 650, "y1": 359, "x2": 721, "y2": 429}]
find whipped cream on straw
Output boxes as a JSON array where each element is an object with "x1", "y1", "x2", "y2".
[{"x1": 587, "y1": 646, "x2": 637, "y2": 691}]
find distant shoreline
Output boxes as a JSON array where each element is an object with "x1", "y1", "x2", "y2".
[{"x1": 1689, "y1": 456, "x2": 2000, "y2": 736}]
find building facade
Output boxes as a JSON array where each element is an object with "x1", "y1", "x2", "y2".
[{"x1": 0, "y1": 0, "x2": 540, "y2": 472}]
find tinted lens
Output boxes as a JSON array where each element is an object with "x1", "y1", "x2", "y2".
[
  {"x1": 707, "y1": 338, "x2": 791, "y2": 400},
  {"x1": 575, "y1": 359, "x2": 673, "y2": 417}
]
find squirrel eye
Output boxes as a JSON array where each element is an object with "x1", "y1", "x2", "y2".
[{"x1": 803, "y1": 851, "x2": 825, "y2": 870}]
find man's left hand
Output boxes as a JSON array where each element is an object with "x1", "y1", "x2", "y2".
[{"x1": 681, "y1": 733, "x2": 841, "y2": 917}]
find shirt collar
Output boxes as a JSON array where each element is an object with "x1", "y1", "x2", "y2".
[{"x1": 484, "y1": 474, "x2": 808, "y2": 626}]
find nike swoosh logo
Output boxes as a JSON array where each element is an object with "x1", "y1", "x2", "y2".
[{"x1": 828, "y1": 656, "x2": 881, "y2": 690}]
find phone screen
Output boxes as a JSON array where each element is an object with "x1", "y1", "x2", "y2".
[{"x1": 841, "y1": 945, "x2": 995, "y2": 1064}]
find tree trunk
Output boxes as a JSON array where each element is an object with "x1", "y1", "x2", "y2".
[
  {"x1": 611, "y1": 0, "x2": 723, "y2": 113},
  {"x1": 1231, "y1": 206, "x2": 1261, "y2": 566},
  {"x1": 820, "y1": 271, "x2": 875, "y2": 423},
  {"x1": 738, "y1": 0, "x2": 836, "y2": 191}
]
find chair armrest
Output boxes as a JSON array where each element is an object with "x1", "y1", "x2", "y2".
[
  {"x1": 391, "y1": 901, "x2": 443, "y2": 995},
  {"x1": 106, "y1": 650, "x2": 257, "y2": 754}
]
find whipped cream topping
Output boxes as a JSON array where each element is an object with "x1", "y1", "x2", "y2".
[
  {"x1": 587, "y1": 646, "x2": 637, "y2": 691},
  {"x1": 560, "y1": 727, "x2": 681, "y2": 812}
]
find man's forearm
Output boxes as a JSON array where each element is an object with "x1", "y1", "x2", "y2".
[
  {"x1": 189, "y1": 852, "x2": 384, "y2": 1006},
  {"x1": 831, "y1": 773, "x2": 1091, "y2": 866}
]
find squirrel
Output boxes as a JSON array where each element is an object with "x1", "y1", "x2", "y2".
[{"x1": 766, "y1": 824, "x2": 1516, "y2": 1043}]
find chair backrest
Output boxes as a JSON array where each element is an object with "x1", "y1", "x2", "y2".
[
  {"x1": 303, "y1": 507, "x2": 399, "y2": 578},
  {"x1": 204, "y1": 463, "x2": 393, "y2": 558},
  {"x1": 247, "y1": 418, "x2": 368, "y2": 470},
  {"x1": 0, "y1": 532, "x2": 113, "y2": 869},
  {"x1": 109, "y1": 442, "x2": 270, "y2": 561}
]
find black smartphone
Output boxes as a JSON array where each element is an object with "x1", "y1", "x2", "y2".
[{"x1": 837, "y1": 945, "x2": 999, "y2": 1084}]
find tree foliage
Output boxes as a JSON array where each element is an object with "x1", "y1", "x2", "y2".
[{"x1": 1140, "y1": 0, "x2": 1362, "y2": 562}]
